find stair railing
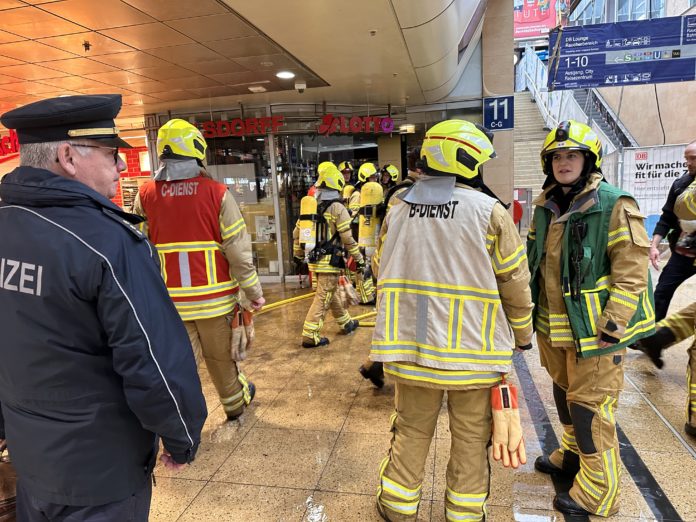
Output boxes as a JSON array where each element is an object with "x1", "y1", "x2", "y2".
[{"x1": 516, "y1": 46, "x2": 617, "y2": 154}]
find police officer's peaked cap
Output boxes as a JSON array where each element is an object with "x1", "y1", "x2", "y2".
[{"x1": 0, "y1": 94, "x2": 132, "y2": 148}]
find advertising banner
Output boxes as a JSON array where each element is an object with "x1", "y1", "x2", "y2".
[
  {"x1": 514, "y1": 0, "x2": 569, "y2": 40},
  {"x1": 622, "y1": 145, "x2": 687, "y2": 234},
  {"x1": 548, "y1": 15, "x2": 696, "y2": 90}
]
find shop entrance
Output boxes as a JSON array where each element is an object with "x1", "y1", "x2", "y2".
[{"x1": 274, "y1": 133, "x2": 379, "y2": 276}]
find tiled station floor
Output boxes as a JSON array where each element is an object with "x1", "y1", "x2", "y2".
[{"x1": 149, "y1": 270, "x2": 696, "y2": 522}]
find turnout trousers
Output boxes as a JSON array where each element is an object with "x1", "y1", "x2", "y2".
[
  {"x1": 688, "y1": 340, "x2": 696, "y2": 430},
  {"x1": 538, "y1": 334, "x2": 625, "y2": 517},
  {"x1": 377, "y1": 382, "x2": 492, "y2": 522},
  {"x1": 301, "y1": 273, "x2": 352, "y2": 344},
  {"x1": 185, "y1": 315, "x2": 252, "y2": 419}
]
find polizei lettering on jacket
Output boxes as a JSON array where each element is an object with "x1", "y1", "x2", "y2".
[
  {"x1": 161, "y1": 182, "x2": 199, "y2": 197},
  {"x1": 0, "y1": 258, "x2": 43, "y2": 296},
  {"x1": 408, "y1": 201, "x2": 459, "y2": 219}
]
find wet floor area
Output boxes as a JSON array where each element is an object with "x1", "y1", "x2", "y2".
[{"x1": 150, "y1": 271, "x2": 696, "y2": 521}]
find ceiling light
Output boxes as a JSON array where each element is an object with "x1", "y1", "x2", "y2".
[
  {"x1": 256, "y1": 138, "x2": 265, "y2": 141},
  {"x1": 248, "y1": 85, "x2": 267, "y2": 93},
  {"x1": 276, "y1": 71, "x2": 295, "y2": 79}
]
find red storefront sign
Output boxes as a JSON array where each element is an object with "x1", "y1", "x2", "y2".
[
  {"x1": 318, "y1": 114, "x2": 395, "y2": 136},
  {"x1": 200, "y1": 116, "x2": 284, "y2": 138},
  {"x1": 199, "y1": 113, "x2": 396, "y2": 138},
  {"x1": 0, "y1": 129, "x2": 19, "y2": 160}
]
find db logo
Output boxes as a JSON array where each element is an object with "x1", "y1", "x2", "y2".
[{"x1": 635, "y1": 151, "x2": 648, "y2": 161}]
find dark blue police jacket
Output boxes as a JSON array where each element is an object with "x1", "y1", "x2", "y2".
[{"x1": 0, "y1": 167, "x2": 207, "y2": 506}]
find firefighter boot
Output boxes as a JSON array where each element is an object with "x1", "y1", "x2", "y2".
[
  {"x1": 534, "y1": 450, "x2": 579, "y2": 477},
  {"x1": 302, "y1": 337, "x2": 330, "y2": 349},
  {"x1": 343, "y1": 319, "x2": 359, "y2": 334},
  {"x1": 359, "y1": 361, "x2": 384, "y2": 388},
  {"x1": 226, "y1": 382, "x2": 255, "y2": 422},
  {"x1": 685, "y1": 423, "x2": 696, "y2": 438},
  {"x1": 635, "y1": 328, "x2": 676, "y2": 370},
  {"x1": 553, "y1": 492, "x2": 591, "y2": 517}
]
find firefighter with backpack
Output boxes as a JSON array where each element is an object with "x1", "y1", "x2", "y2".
[{"x1": 293, "y1": 162, "x2": 364, "y2": 348}]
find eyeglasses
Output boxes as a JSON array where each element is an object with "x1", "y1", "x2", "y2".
[{"x1": 68, "y1": 143, "x2": 120, "y2": 165}]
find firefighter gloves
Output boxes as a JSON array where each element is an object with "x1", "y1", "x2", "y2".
[{"x1": 491, "y1": 382, "x2": 527, "y2": 469}]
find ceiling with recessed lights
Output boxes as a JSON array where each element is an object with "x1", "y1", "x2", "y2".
[{"x1": 0, "y1": 0, "x2": 486, "y2": 136}]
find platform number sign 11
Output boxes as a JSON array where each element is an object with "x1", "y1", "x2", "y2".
[{"x1": 483, "y1": 96, "x2": 514, "y2": 131}]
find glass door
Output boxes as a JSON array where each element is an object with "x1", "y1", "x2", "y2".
[{"x1": 275, "y1": 133, "x2": 379, "y2": 276}]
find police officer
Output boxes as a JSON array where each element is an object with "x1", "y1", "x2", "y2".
[
  {"x1": 370, "y1": 120, "x2": 534, "y2": 522},
  {"x1": 649, "y1": 140, "x2": 696, "y2": 321},
  {"x1": 292, "y1": 162, "x2": 363, "y2": 347},
  {"x1": 0, "y1": 95, "x2": 207, "y2": 520},
  {"x1": 528, "y1": 120, "x2": 654, "y2": 517},
  {"x1": 133, "y1": 119, "x2": 264, "y2": 422}
]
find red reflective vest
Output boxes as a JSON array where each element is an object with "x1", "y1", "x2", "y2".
[{"x1": 139, "y1": 176, "x2": 239, "y2": 321}]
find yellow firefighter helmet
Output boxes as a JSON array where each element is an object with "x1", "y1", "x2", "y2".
[
  {"x1": 343, "y1": 184, "x2": 355, "y2": 200},
  {"x1": 383, "y1": 164, "x2": 399, "y2": 181},
  {"x1": 157, "y1": 118, "x2": 207, "y2": 161},
  {"x1": 421, "y1": 120, "x2": 496, "y2": 179},
  {"x1": 540, "y1": 120, "x2": 603, "y2": 176},
  {"x1": 357, "y1": 162, "x2": 378, "y2": 182},
  {"x1": 316, "y1": 161, "x2": 345, "y2": 191},
  {"x1": 338, "y1": 161, "x2": 354, "y2": 173}
]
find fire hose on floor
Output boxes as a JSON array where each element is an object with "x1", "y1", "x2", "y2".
[
  {"x1": 256, "y1": 294, "x2": 376, "y2": 327},
  {"x1": 255, "y1": 292, "x2": 315, "y2": 315}
]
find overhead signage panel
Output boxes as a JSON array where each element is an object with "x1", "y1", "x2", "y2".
[{"x1": 548, "y1": 15, "x2": 696, "y2": 90}]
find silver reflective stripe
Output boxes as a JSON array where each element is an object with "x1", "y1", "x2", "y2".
[
  {"x1": 587, "y1": 293, "x2": 601, "y2": 335},
  {"x1": 175, "y1": 294, "x2": 238, "y2": 309},
  {"x1": 206, "y1": 250, "x2": 215, "y2": 284},
  {"x1": 445, "y1": 508, "x2": 483, "y2": 521},
  {"x1": 168, "y1": 281, "x2": 237, "y2": 296},
  {"x1": 177, "y1": 302, "x2": 236, "y2": 320},
  {"x1": 416, "y1": 293, "x2": 428, "y2": 346},
  {"x1": 179, "y1": 251, "x2": 191, "y2": 287},
  {"x1": 388, "y1": 292, "x2": 396, "y2": 342},
  {"x1": 384, "y1": 363, "x2": 501, "y2": 382},
  {"x1": 481, "y1": 303, "x2": 492, "y2": 351},
  {"x1": 449, "y1": 298, "x2": 460, "y2": 349},
  {"x1": 373, "y1": 344, "x2": 511, "y2": 362},
  {"x1": 380, "y1": 281, "x2": 499, "y2": 301}
]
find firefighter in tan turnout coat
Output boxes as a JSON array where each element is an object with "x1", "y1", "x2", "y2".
[
  {"x1": 133, "y1": 119, "x2": 265, "y2": 422},
  {"x1": 636, "y1": 301, "x2": 696, "y2": 438},
  {"x1": 369, "y1": 120, "x2": 534, "y2": 522},
  {"x1": 293, "y1": 162, "x2": 364, "y2": 347},
  {"x1": 528, "y1": 120, "x2": 654, "y2": 517}
]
